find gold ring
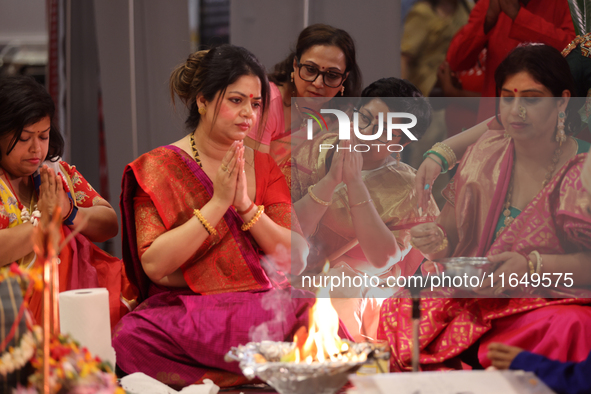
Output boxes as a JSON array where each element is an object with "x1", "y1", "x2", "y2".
[{"x1": 221, "y1": 164, "x2": 228, "y2": 172}]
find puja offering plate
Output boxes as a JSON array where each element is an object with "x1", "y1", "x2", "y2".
[{"x1": 225, "y1": 340, "x2": 389, "y2": 394}]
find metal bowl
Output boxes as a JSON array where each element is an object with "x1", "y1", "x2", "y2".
[
  {"x1": 225, "y1": 341, "x2": 388, "y2": 394},
  {"x1": 433, "y1": 257, "x2": 501, "y2": 290}
]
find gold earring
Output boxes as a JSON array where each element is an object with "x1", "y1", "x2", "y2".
[
  {"x1": 556, "y1": 111, "x2": 566, "y2": 145},
  {"x1": 341, "y1": 86, "x2": 345, "y2": 96},
  {"x1": 291, "y1": 72, "x2": 294, "y2": 83},
  {"x1": 198, "y1": 107, "x2": 206, "y2": 116},
  {"x1": 518, "y1": 106, "x2": 526, "y2": 121}
]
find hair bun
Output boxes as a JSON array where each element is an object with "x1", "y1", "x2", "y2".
[{"x1": 170, "y1": 50, "x2": 209, "y2": 104}]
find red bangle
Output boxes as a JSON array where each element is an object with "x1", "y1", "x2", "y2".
[
  {"x1": 436, "y1": 223, "x2": 447, "y2": 238},
  {"x1": 235, "y1": 201, "x2": 255, "y2": 215}
]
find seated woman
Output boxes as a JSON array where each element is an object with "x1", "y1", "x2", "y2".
[
  {"x1": 378, "y1": 45, "x2": 591, "y2": 371},
  {"x1": 0, "y1": 75, "x2": 128, "y2": 327},
  {"x1": 291, "y1": 78, "x2": 439, "y2": 342},
  {"x1": 113, "y1": 45, "x2": 325, "y2": 389},
  {"x1": 243, "y1": 23, "x2": 362, "y2": 166}
]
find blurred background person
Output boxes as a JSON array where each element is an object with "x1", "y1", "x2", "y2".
[{"x1": 446, "y1": 0, "x2": 575, "y2": 121}]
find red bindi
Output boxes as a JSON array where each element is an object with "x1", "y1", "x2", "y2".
[
  {"x1": 514, "y1": 88, "x2": 518, "y2": 93},
  {"x1": 249, "y1": 94, "x2": 253, "y2": 98}
]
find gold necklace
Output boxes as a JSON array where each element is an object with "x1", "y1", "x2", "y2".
[
  {"x1": 496, "y1": 143, "x2": 563, "y2": 237},
  {"x1": 189, "y1": 132, "x2": 203, "y2": 168}
]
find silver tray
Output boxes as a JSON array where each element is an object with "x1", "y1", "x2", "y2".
[{"x1": 225, "y1": 341, "x2": 388, "y2": 394}]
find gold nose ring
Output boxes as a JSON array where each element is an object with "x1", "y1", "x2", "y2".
[{"x1": 518, "y1": 106, "x2": 526, "y2": 121}]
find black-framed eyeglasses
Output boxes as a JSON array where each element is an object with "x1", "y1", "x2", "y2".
[
  {"x1": 295, "y1": 58, "x2": 346, "y2": 88},
  {"x1": 353, "y1": 108, "x2": 389, "y2": 143}
]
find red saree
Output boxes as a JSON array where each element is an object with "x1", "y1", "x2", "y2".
[
  {"x1": 113, "y1": 146, "x2": 325, "y2": 389},
  {"x1": 378, "y1": 130, "x2": 591, "y2": 371}
]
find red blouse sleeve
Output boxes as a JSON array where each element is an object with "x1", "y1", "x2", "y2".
[
  {"x1": 255, "y1": 152, "x2": 302, "y2": 234},
  {"x1": 446, "y1": 0, "x2": 491, "y2": 72},
  {"x1": 60, "y1": 161, "x2": 105, "y2": 208},
  {"x1": 508, "y1": 4, "x2": 575, "y2": 52}
]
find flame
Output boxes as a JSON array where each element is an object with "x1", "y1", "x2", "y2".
[
  {"x1": 292, "y1": 265, "x2": 345, "y2": 363},
  {"x1": 294, "y1": 335, "x2": 301, "y2": 363}
]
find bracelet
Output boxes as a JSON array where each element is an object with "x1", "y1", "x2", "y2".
[
  {"x1": 436, "y1": 223, "x2": 447, "y2": 238},
  {"x1": 432, "y1": 223, "x2": 449, "y2": 253},
  {"x1": 30, "y1": 209, "x2": 41, "y2": 228},
  {"x1": 63, "y1": 198, "x2": 78, "y2": 226},
  {"x1": 241, "y1": 205, "x2": 264, "y2": 231},
  {"x1": 193, "y1": 208, "x2": 217, "y2": 236},
  {"x1": 531, "y1": 250, "x2": 543, "y2": 275},
  {"x1": 308, "y1": 185, "x2": 332, "y2": 206},
  {"x1": 425, "y1": 154, "x2": 445, "y2": 172},
  {"x1": 433, "y1": 236, "x2": 449, "y2": 253},
  {"x1": 236, "y1": 201, "x2": 255, "y2": 215},
  {"x1": 433, "y1": 142, "x2": 458, "y2": 170},
  {"x1": 519, "y1": 252, "x2": 535, "y2": 276},
  {"x1": 350, "y1": 198, "x2": 373, "y2": 208},
  {"x1": 424, "y1": 150, "x2": 449, "y2": 173}
]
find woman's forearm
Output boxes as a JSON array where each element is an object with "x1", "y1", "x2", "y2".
[
  {"x1": 141, "y1": 198, "x2": 228, "y2": 281},
  {"x1": 72, "y1": 203, "x2": 119, "y2": 242},
  {"x1": 347, "y1": 179, "x2": 401, "y2": 268},
  {"x1": 294, "y1": 176, "x2": 339, "y2": 237},
  {"x1": 537, "y1": 251, "x2": 591, "y2": 287},
  {"x1": 245, "y1": 210, "x2": 292, "y2": 256},
  {"x1": 0, "y1": 225, "x2": 34, "y2": 266}
]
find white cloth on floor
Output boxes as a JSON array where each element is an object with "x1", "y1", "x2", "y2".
[{"x1": 120, "y1": 373, "x2": 220, "y2": 394}]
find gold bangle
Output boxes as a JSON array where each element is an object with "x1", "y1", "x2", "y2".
[
  {"x1": 432, "y1": 142, "x2": 458, "y2": 170},
  {"x1": 241, "y1": 205, "x2": 264, "y2": 231},
  {"x1": 193, "y1": 209, "x2": 217, "y2": 236},
  {"x1": 350, "y1": 198, "x2": 373, "y2": 208},
  {"x1": 434, "y1": 142, "x2": 457, "y2": 166},
  {"x1": 531, "y1": 250, "x2": 543, "y2": 275},
  {"x1": 526, "y1": 256, "x2": 535, "y2": 276},
  {"x1": 308, "y1": 185, "x2": 332, "y2": 206},
  {"x1": 433, "y1": 236, "x2": 449, "y2": 253}
]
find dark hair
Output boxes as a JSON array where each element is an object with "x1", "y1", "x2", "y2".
[
  {"x1": 0, "y1": 75, "x2": 64, "y2": 161},
  {"x1": 359, "y1": 77, "x2": 432, "y2": 142},
  {"x1": 269, "y1": 24, "x2": 362, "y2": 99},
  {"x1": 170, "y1": 44, "x2": 270, "y2": 136},
  {"x1": 494, "y1": 44, "x2": 581, "y2": 134}
]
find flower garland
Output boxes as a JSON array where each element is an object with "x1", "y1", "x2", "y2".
[
  {"x1": 23, "y1": 333, "x2": 125, "y2": 394},
  {"x1": 0, "y1": 264, "x2": 124, "y2": 393},
  {"x1": 0, "y1": 327, "x2": 39, "y2": 376}
]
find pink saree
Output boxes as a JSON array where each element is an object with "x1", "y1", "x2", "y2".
[{"x1": 378, "y1": 130, "x2": 591, "y2": 371}]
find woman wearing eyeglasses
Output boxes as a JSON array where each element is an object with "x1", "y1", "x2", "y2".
[
  {"x1": 290, "y1": 78, "x2": 439, "y2": 342},
  {"x1": 243, "y1": 24, "x2": 362, "y2": 166}
]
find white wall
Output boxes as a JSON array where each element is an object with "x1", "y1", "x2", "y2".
[
  {"x1": 230, "y1": 0, "x2": 401, "y2": 88},
  {"x1": 0, "y1": 0, "x2": 47, "y2": 44},
  {"x1": 94, "y1": 0, "x2": 190, "y2": 256}
]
